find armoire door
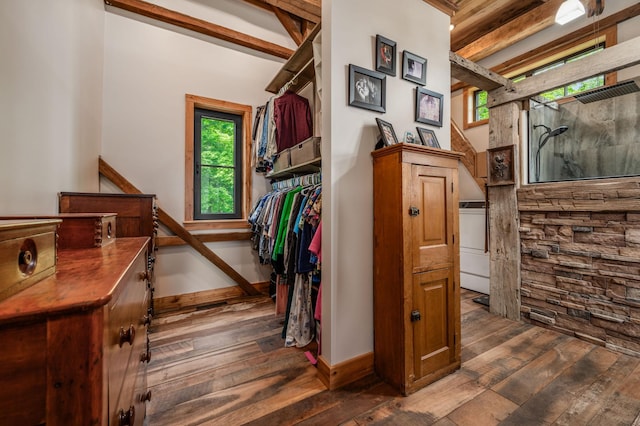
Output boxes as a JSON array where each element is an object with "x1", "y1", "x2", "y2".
[
  {"x1": 409, "y1": 164, "x2": 457, "y2": 381},
  {"x1": 411, "y1": 268, "x2": 456, "y2": 380},
  {"x1": 410, "y1": 165, "x2": 455, "y2": 272}
]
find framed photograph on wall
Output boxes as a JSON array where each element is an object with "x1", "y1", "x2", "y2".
[
  {"x1": 416, "y1": 127, "x2": 440, "y2": 148},
  {"x1": 402, "y1": 51, "x2": 427, "y2": 85},
  {"x1": 376, "y1": 35, "x2": 396, "y2": 76},
  {"x1": 375, "y1": 118, "x2": 399, "y2": 147},
  {"x1": 415, "y1": 87, "x2": 443, "y2": 127},
  {"x1": 487, "y1": 145, "x2": 516, "y2": 186},
  {"x1": 349, "y1": 64, "x2": 386, "y2": 113}
]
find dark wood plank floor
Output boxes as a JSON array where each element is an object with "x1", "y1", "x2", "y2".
[{"x1": 145, "y1": 289, "x2": 640, "y2": 425}]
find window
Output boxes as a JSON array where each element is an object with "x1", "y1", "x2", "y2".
[
  {"x1": 474, "y1": 90, "x2": 489, "y2": 122},
  {"x1": 463, "y1": 34, "x2": 613, "y2": 129},
  {"x1": 194, "y1": 108, "x2": 242, "y2": 220},
  {"x1": 185, "y1": 94, "x2": 252, "y2": 230}
]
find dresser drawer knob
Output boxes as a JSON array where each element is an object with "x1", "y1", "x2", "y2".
[
  {"x1": 118, "y1": 406, "x2": 135, "y2": 426},
  {"x1": 140, "y1": 349, "x2": 152, "y2": 363},
  {"x1": 138, "y1": 271, "x2": 150, "y2": 282},
  {"x1": 119, "y1": 324, "x2": 135, "y2": 347},
  {"x1": 139, "y1": 390, "x2": 152, "y2": 403}
]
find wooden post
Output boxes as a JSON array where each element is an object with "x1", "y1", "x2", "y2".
[{"x1": 487, "y1": 102, "x2": 521, "y2": 320}]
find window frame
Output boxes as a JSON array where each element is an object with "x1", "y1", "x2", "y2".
[{"x1": 185, "y1": 94, "x2": 252, "y2": 230}]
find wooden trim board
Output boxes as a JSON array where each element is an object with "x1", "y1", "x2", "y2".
[{"x1": 316, "y1": 352, "x2": 374, "y2": 391}]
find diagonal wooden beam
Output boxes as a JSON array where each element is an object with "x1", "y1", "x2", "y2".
[
  {"x1": 261, "y1": 0, "x2": 320, "y2": 23},
  {"x1": 488, "y1": 36, "x2": 640, "y2": 108},
  {"x1": 272, "y1": 6, "x2": 303, "y2": 45},
  {"x1": 104, "y1": 0, "x2": 293, "y2": 59},
  {"x1": 98, "y1": 156, "x2": 261, "y2": 296}
]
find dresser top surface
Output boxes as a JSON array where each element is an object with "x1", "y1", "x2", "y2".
[{"x1": 0, "y1": 237, "x2": 148, "y2": 325}]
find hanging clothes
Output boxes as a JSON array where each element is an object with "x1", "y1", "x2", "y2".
[
  {"x1": 273, "y1": 90, "x2": 313, "y2": 152},
  {"x1": 248, "y1": 180, "x2": 322, "y2": 348}
]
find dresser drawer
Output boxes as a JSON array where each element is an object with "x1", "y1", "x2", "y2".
[
  {"x1": 107, "y1": 248, "x2": 149, "y2": 421},
  {"x1": 0, "y1": 219, "x2": 59, "y2": 302}
]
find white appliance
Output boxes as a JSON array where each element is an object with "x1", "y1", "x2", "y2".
[{"x1": 459, "y1": 202, "x2": 490, "y2": 295}]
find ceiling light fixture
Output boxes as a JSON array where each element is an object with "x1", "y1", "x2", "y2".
[{"x1": 555, "y1": 0, "x2": 586, "y2": 25}]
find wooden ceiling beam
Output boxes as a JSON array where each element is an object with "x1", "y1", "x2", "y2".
[
  {"x1": 451, "y1": 0, "x2": 545, "y2": 51},
  {"x1": 456, "y1": 0, "x2": 564, "y2": 62},
  {"x1": 450, "y1": 52, "x2": 513, "y2": 91},
  {"x1": 422, "y1": 0, "x2": 459, "y2": 16},
  {"x1": 104, "y1": 0, "x2": 293, "y2": 59}
]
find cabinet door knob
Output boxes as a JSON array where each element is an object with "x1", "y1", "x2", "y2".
[
  {"x1": 140, "y1": 349, "x2": 152, "y2": 363},
  {"x1": 118, "y1": 406, "x2": 135, "y2": 426},
  {"x1": 119, "y1": 324, "x2": 135, "y2": 347},
  {"x1": 410, "y1": 310, "x2": 421, "y2": 322},
  {"x1": 142, "y1": 314, "x2": 152, "y2": 326},
  {"x1": 409, "y1": 206, "x2": 420, "y2": 216}
]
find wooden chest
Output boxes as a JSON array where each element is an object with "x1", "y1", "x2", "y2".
[
  {"x1": 0, "y1": 214, "x2": 117, "y2": 249},
  {"x1": 0, "y1": 219, "x2": 60, "y2": 302}
]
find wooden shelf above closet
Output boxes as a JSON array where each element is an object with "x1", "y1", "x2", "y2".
[
  {"x1": 266, "y1": 157, "x2": 321, "y2": 179},
  {"x1": 265, "y1": 24, "x2": 321, "y2": 94}
]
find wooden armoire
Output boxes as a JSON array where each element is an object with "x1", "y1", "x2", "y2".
[{"x1": 372, "y1": 143, "x2": 463, "y2": 395}]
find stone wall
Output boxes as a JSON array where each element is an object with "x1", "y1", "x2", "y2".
[{"x1": 518, "y1": 178, "x2": 640, "y2": 357}]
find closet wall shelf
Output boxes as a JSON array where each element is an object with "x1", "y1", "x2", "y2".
[
  {"x1": 265, "y1": 23, "x2": 321, "y2": 94},
  {"x1": 267, "y1": 157, "x2": 321, "y2": 179}
]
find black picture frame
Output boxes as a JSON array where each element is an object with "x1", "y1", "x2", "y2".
[
  {"x1": 415, "y1": 87, "x2": 443, "y2": 127},
  {"x1": 349, "y1": 64, "x2": 386, "y2": 113},
  {"x1": 416, "y1": 127, "x2": 440, "y2": 148},
  {"x1": 375, "y1": 35, "x2": 396, "y2": 76},
  {"x1": 376, "y1": 118, "x2": 399, "y2": 146},
  {"x1": 402, "y1": 51, "x2": 427, "y2": 85}
]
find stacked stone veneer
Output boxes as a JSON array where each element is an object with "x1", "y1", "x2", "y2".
[{"x1": 517, "y1": 178, "x2": 640, "y2": 357}]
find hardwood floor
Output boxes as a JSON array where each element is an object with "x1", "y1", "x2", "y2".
[{"x1": 145, "y1": 289, "x2": 640, "y2": 425}]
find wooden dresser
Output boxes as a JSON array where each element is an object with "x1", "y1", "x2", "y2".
[
  {"x1": 0, "y1": 237, "x2": 152, "y2": 425},
  {"x1": 372, "y1": 143, "x2": 463, "y2": 395}
]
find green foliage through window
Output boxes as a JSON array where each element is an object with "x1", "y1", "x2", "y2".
[{"x1": 194, "y1": 108, "x2": 242, "y2": 220}]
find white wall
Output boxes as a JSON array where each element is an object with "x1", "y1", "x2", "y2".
[
  {"x1": 323, "y1": 0, "x2": 450, "y2": 364},
  {"x1": 0, "y1": 0, "x2": 104, "y2": 214},
  {"x1": 101, "y1": 1, "x2": 296, "y2": 297}
]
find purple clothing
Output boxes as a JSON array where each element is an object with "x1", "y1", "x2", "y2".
[{"x1": 273, "y1": 90, "x2": 312, "y2": 152}]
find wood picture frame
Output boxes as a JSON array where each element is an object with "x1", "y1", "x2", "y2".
[
  {"x1": 402, "y1": 51, "x2": 426, "y2": 85},
  {"x1": 415, "y1": 87, "x2": 443, "y2": 127},
  {"x1": 487, "y1": 145, "x2": 516, "y2": 186},
  {"x1": 349, "y1": 64, "x2": 386, "y2": 113},
  {"x1": 376, "y1": 118, "x2": 399, "y2": 147},
  {"x1": 375, "y1": 35, "x2": 396, "y2": 76},
  {"x1": 416, "y1": 127, "x2": 440, "y2": 148}
]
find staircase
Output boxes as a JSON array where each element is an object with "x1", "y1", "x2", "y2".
[{"x1": 451, "y1": 121, "x2": 486, "y2": 195}]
